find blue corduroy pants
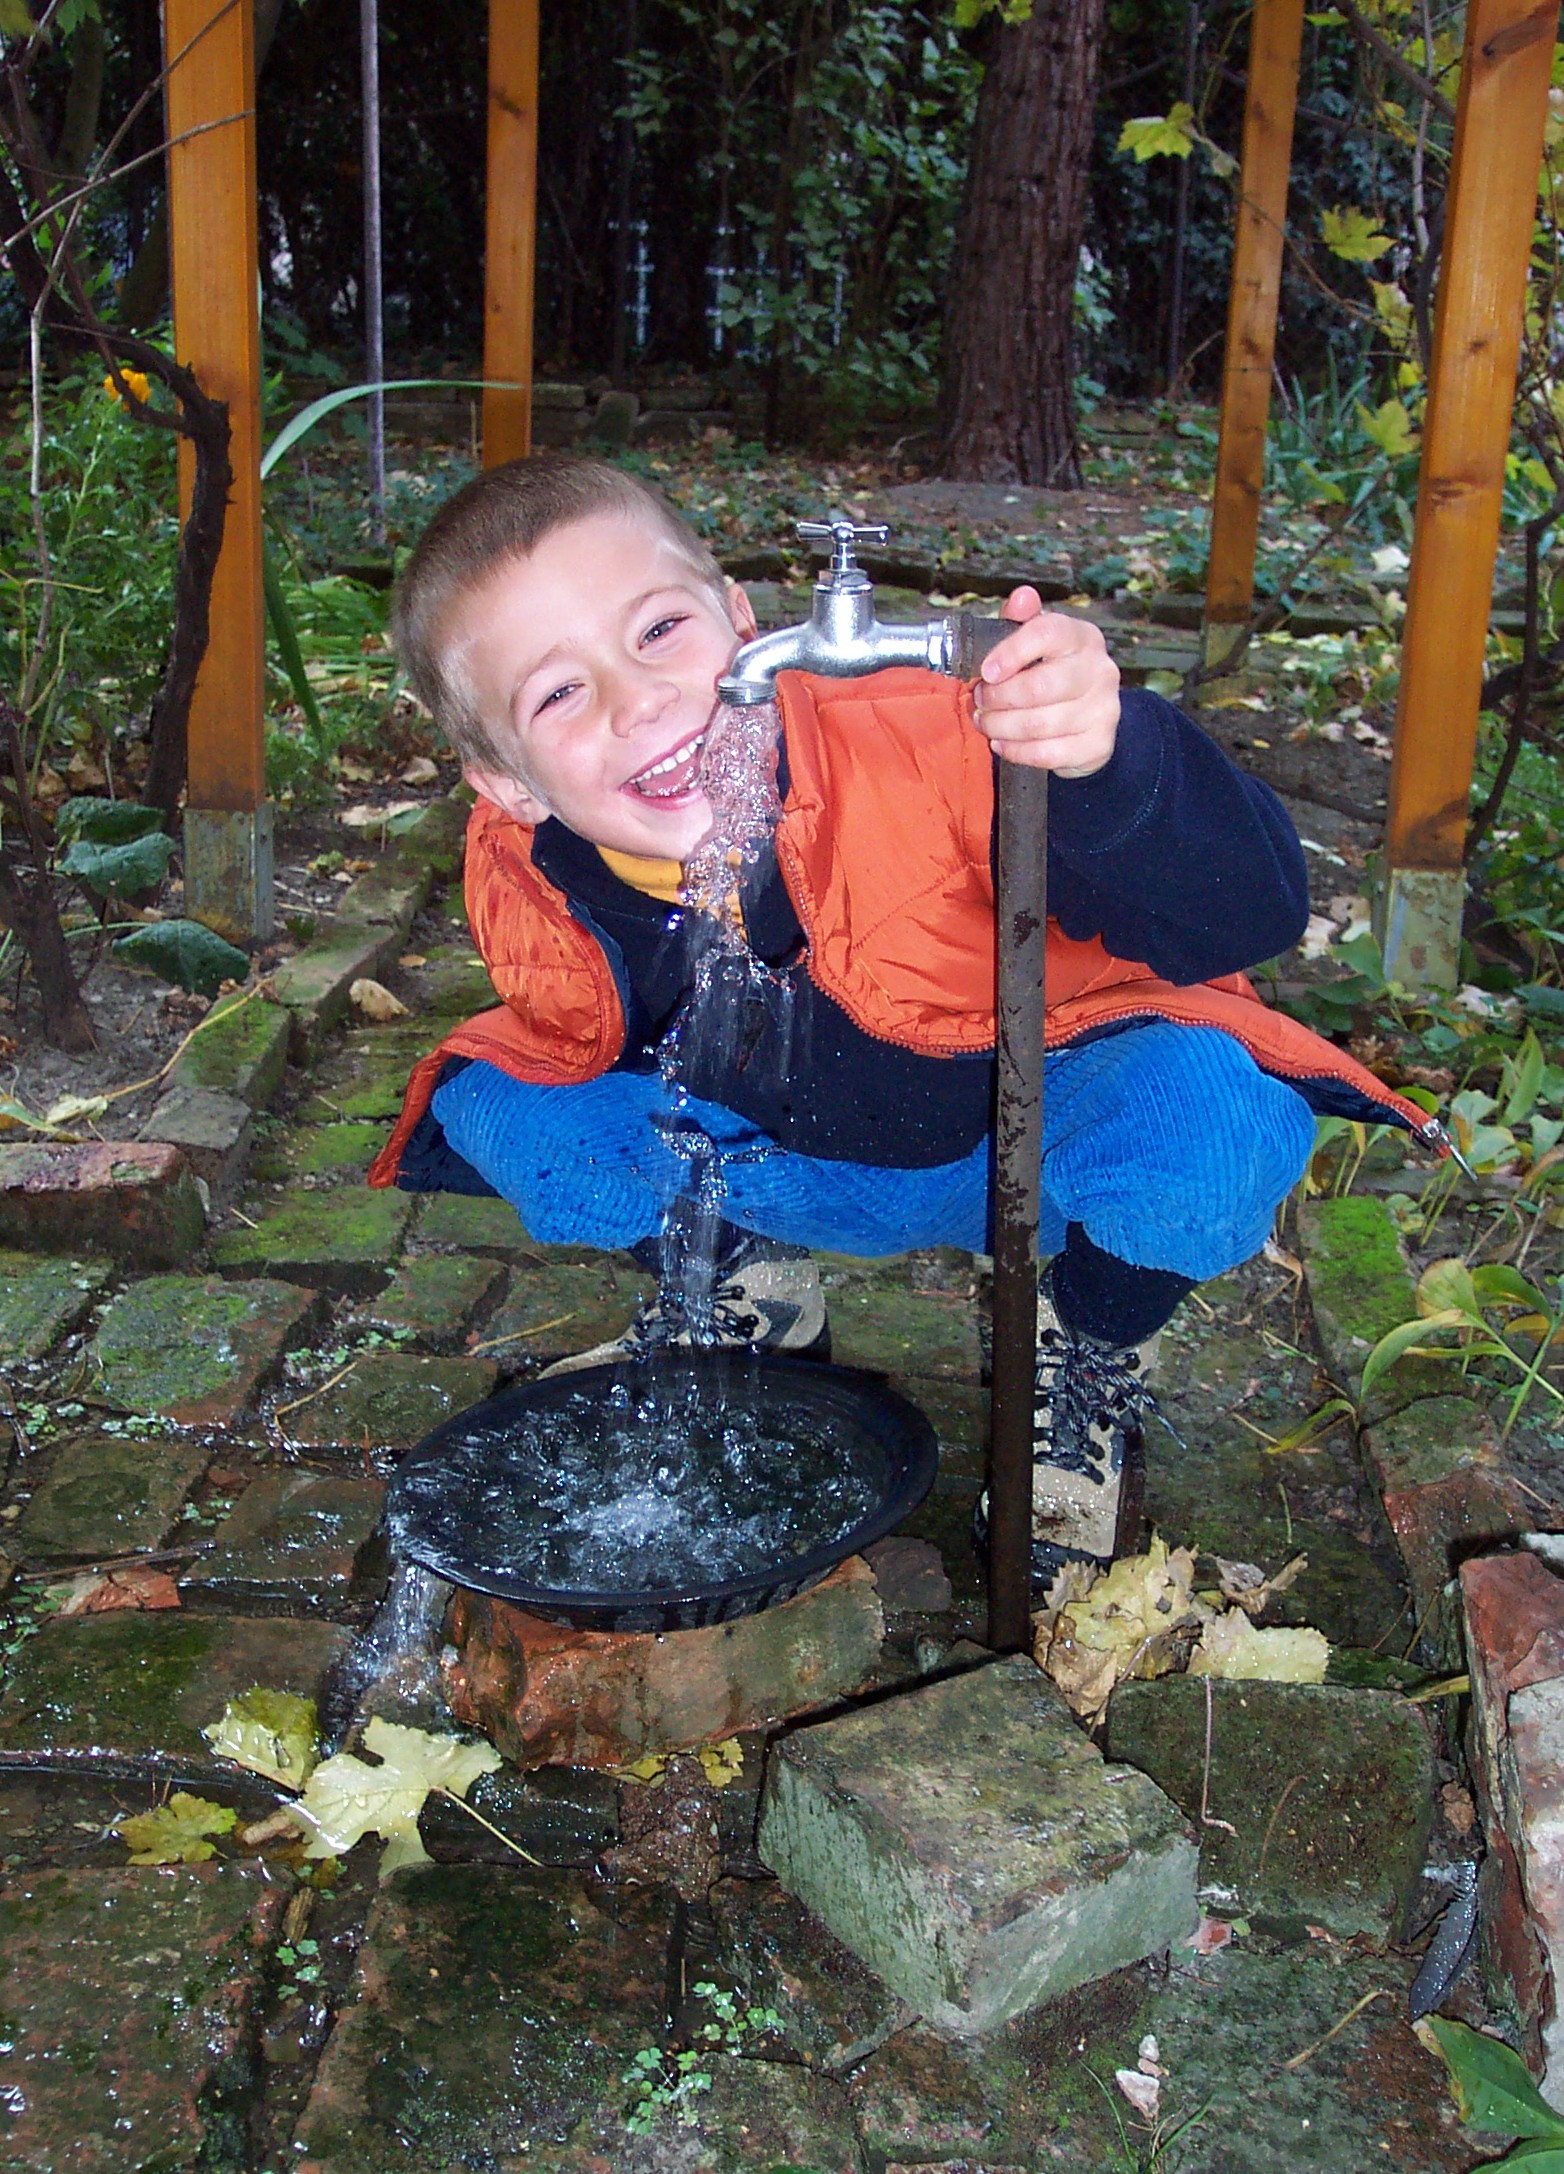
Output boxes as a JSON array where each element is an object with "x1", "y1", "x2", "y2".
[{"x1": 429, "y1": 1020, "x2": 1315, "y2": 1281}]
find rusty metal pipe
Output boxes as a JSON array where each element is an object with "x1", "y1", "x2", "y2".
[{"x1": 987, "y1": 758, "x2": 1048, "y2": 1654}]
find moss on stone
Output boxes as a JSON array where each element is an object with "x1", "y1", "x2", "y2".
[
  {"x1": 0, "y1": 1251, "x2": 109, "y2": 1362},
  {"x1": 169, "y1": 991, "x2": 290, "y2": 1109},
  {"x1": 209, "y1": 1186, "x2": 413, "y2": 1290}
]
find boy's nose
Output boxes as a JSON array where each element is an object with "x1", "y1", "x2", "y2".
[{"x1": 607, "y1": 667, "x2": 676, "y2": 736}]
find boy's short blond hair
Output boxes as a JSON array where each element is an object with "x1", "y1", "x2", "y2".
[{"x1": 392, "y1": 454, "x2": 728, "y2": 774}]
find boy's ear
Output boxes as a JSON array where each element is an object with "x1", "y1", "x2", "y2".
[
  {"x1": 462, "y1": 762, "x2": 551, "y2": 827},
  {"x1": 726, "y1": 581, "x2": 758, "y2": 641}
]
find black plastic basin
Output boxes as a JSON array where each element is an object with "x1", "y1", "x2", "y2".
[{"x1": 386, "y1": 1350, "x2": 938, "y2": 1633}]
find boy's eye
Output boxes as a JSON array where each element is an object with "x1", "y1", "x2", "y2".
[
  {"x1": 643, "y1": 614, "x2": 688, "y2": 644},
  {"x1": 535, "y1": 681, "x2": 578, "y2": 715}
]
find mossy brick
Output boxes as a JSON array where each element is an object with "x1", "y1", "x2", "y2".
[
  {"x1": 298, "y1": 1031, "x2": 430, "y2": 1122},
  {"x1": 827, "y1": 1283, "x2": 982, "y2": 1382},
  {"x1": 0, "y1": 1864, "x2": 285, "y2": 2174},
  {"x1": 541, "y1": 2056, "x2": 863, "y2": 2172},
  {"x1": 472, "y1": 1254, "x2": 654, "y2": 1365},
  {"x1": 1299, "y1": 1194, "x2": 1447, "y2": 1416},
  {"x1": 392, "y1": 794, "x2": 468, "y2": 879},
  {"x1": 15, "y1": 1434, "x2": 208, "y2": 1562},
  {"x1": 89, "y1": 1273, "x2": 320, "y2": 1427},
  {"x1": 270, "y1": 924, "x2": 401, "y2": 1059},
  {"x1": 0, "y1": 1250, "x2": 109, "y2": 1360},
  {"x1": 291, "y1": 1867, "x2": 669, "y2": 2173},
  {"x1": 138, "y1": 1083, "x2": 253, "y2": 1203},
  {"x1": 332, "y1": 856, "x2": 429, "y2": 940},
  {"x1": 401, "y1": 945, "x2": 498, "y2": 1020},
  {"x1": 450, "y1": 1560, "x2": 885, "y2": 1767},
  {"x1": 0, "y1": 1141, "x2": 205, "y2": 1268},
  {"x1": 758, "y1": 1652, "x2": 1198, "y2": 2034},
  {"x1": 711, "y1": 1874, "x2": 906, "y2": 2069},
  {"x1": 410, "y1": 1190, "x2": 537, "y2": 1257},
  {"x1": 1363, "y1": 1392, "x2": 1499, "y2": 1493},
  {"x1": 181, "y1": 1469, "x2": 385, "y2": 1613},
  {"x1": 167, "y1": 989, "x2": 291, "y2": 1109},
  {"x1": 348, "y1": 1252, "x2": 504, "y2": 1349},
  {"x1": 0, "y1": 1610, "x2": 348, "y2": 1778},
  {"x1": 280, "y1": 1350, "x2": 498, "y2": 1453},
  {"x1": 249, "y1": 1119, "x2": 390, "y2": 1183},
  {"x1": 1105, "y1": 1676, "x2": 1435, "y2": 1941},
  {"x1": 209, "y1": 1185, "x2": 413, "y2": 1292},
  {"x1": 419, "y1": 1764, "x2": 619, "y2": 1868}
]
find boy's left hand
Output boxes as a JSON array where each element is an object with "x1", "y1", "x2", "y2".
[{"x1": 971, "y1": 588, "x2": 1121, "y2": 779}]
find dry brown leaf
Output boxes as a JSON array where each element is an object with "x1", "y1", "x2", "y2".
[
  {"x1": 350, "y1": 977, "x2": 409, "y2": 1021},
  {"x1": 1190, "y1": 1613, "x2": 1328, "y2": 1682},
  {"x1": 1115, "y1": 2069, "x2": 1161, "y2": 2120},
  {"x1": 1035, "y1": 1537, "x2": 1206, "y2": 1722},
  {"x1": 55, "y1": 1566, "x2": 181, "y2": 1616},
  {"x1": 399, "y1": 755, "x2": 439, "y2": 785},
  {"x1": 1212, "y1": 1551, "x2": 1308, "y2": 1618},
  {"x1": 1189, "y1": 1915, "x2": 1235, "y2": 1955}
]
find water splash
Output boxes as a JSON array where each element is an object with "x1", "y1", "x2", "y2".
[
  {"x1": 649, "y1": 697, "x2": 794, "y2": 1343},
  {"x1": 317, "y1": 1559, "x2": 453, "y2": 1752}
]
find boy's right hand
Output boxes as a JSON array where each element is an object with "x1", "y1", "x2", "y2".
[{"x1": 971, "y1": 589, "x2": 1123, "y2": 781}]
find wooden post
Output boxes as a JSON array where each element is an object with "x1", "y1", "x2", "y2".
[
  {"x1": 482, "y1": 0, "x2": 539, "y2": 468},
  {"x1": 165, "y1": 0, "x2": 271, "y2": 941},
  {"x1": 1380, "y1": 0, "x2": 1559, "y2": 988},
  {"x1": 1201, "y1": 0, "x2": 1304, "y2": 670}
]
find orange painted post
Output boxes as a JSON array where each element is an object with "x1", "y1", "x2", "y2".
[
  {"x1": 164, "y1": 0, "x2": 270, "y2": 941},
  {"x1": 1380, "y1": 0, "x2": 1558, "y2": 988},
  {"x1": 482, "y1": 0, "x2": 539, "y2": 468},
  {"x1": 1201, "y1": 0, "x2": 1305, "y2": 670}
]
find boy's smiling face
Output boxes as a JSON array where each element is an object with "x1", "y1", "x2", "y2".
[{"x1": 450, "y1": 511, "x2": 756, "y2": 859}]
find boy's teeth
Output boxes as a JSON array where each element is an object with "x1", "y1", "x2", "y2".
[{"x1": 631, "y1": 733, "x2": 704, "y2": 793}]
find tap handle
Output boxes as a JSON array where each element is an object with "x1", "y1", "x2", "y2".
[{"x1": 796, "y1": 518, "x2": 891, "y2": 579}]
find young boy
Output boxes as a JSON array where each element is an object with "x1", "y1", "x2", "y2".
[{"x1": 370, "y1": 454, "x2": 1431, "y2": 1579}]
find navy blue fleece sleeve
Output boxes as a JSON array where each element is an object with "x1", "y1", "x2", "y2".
[{"x1": 1044, "y1": 687, "x2": 1310, "y2": 985}]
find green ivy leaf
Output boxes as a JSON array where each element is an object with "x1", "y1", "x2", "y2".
[
  {"x1": 1357, "y1": 398, "x2": 1419, "y2": 458},
  {"x1": 0, "y1": 0, "x2": 36, "y2": 35},
  {"x1": 60, "y1": 832, "x2": 175, "y2": 897},
  {"x1": 113, "y1": 918, "x2": 250, "y2": 997},
  {"x1": 55, "y1": 799, "x2": 165, "y2": 847}
]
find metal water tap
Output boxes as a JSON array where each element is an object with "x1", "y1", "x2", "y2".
[{"x1": 716, "y1": 517, "x2": 1017, "y2": 706}]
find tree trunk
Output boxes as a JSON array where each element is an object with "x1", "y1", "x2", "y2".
[{"x1": 940, "y1": 0, "x2": 1107, "y2": 485}]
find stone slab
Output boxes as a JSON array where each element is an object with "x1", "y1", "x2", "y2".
[
  {"x1": 1384, "y1": 1465, "x2": 1529, "y2": 1631},
  {"x1": 292, "y1": 1866, "x2": 668, "y2": 2173},
  {"x1": 472, "y1": 1254, "x2": 654, "y2": 1364},
  {"x1": 410, "y1": 1190, "x2": 536, "y2": 1257},
  {"x1": 270, "y1": 924, "x2": 401, "y2": 1060},
  {"x1": 297, "y1": 1029, "x2": 433, "y2": 1123},
  {"x1": 181, "y1": 1469, "x2": 385, "y2": 1612},
  {"x1": 446, "y1": 1555, "x2": 886, "y2": 1766},
  {"x1": 864, "y1": 1534, "x2": 953, "y2": 1615},
  {"x1": 0, "y1": 1249, "x2": 109, "y2": 1361},
  {"x1": 15, "y1": 1434, "x2": 209, "y2": 1563},
  {"x1": 210, "y1": 1185, "x2": 413, "y2": 1292},
  {"x1": 249, "y1": 1119, "x2": 389, "y2": 1184},
  {"x1": 1504, "y1": 1674, "x2": 1564, "y2": 2108},
  {"x1": 0, "y1": 1864, "x2": 285, "y2": 2173},
  {"x1": 89, "y1": 1274, "x2": 319, "y2": 1427},
  {"x1": 167, "y1": 989, "x2": 291, "y2": 1109},
  {"x1": 348, "y1": 1251, "x2": 505, "y2": 1349},
  {"x1": 137, "y1": 1083, "x2": 252, "y2": 1204},
  {"x1": 401, "y1": 945, "x2": 498, "y2": 1019},
  {"x1": 280, "y1": 1350, "x2": 497, "y2": 1454},
  {"x1": 758, "y1": 1652, "x2": 1198, "y2": 2035},
  {"x1": 332, "y1": 855, "x2": 429, "y2": 939},
  {"x1": 0, "y1": 1610, "x2": 348, "y2": 1778},
  {"x1": 0, "y1": 1141, "x2": 204, "y2": 1268},
  {"x1": 1105, "y1": 1676, "x2": 1434, "y2": 1939},
  {"x1": 1299, "y1": 1195, "x2": 1448, "y2": 1418}
]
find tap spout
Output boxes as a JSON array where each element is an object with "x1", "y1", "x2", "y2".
[{"x1": 717, "y1": 517, "x2": 1019, "y2": 708}]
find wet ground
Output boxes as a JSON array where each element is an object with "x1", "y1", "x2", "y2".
[{"x1": 0, "y1": 817, "x2": 1507, "y2": 2171}]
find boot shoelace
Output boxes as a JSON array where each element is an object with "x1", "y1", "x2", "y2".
[
  {"x1": 627, "y1": 1274, "x2": 763, "y2": 1356},
  {"x1": 1038, "y1": 1331, "x2": 1182, "y2": 1474}
]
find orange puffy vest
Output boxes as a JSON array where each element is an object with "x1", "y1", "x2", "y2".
[{"x1": 370, "y1": 667, "x2": 1429, "y2": 1186}]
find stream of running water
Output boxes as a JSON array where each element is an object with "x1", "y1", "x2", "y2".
[{"x1": 649, "y1": 694, "x2": 791, "y2": 1342}]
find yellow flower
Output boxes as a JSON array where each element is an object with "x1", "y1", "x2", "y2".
[{"x1": 103, "y1": 369, "x2": 151, "y2": 406}]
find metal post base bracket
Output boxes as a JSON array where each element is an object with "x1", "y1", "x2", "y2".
[
  {"x1": 1200, "y1": 618, "x2": 1249, "y2": 674},
  {"x1": 1375, "y1": 864, "x2": 1462, "y2": 993},
  {"x1": 184, "y1": 803, "x2": 275, "y2": 945}
]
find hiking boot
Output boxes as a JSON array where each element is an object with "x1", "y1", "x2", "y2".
[
  {"x1": 541, "y1": 1229, "x2": 830, "y2": 1375},
  {"x1": 974, "y1": 1266, "x2": 1159, "y2": 1585}
]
